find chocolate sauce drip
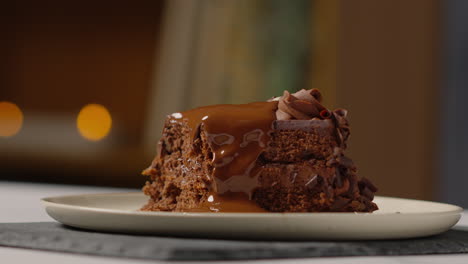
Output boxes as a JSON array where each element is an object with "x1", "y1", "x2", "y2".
[{"x1": 169, "y1": 102, "x2": 278, "y2": 211}]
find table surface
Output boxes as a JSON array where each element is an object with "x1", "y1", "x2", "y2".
[{"x1": 1, "y1": 181, "x2": 467, "y2": 264}]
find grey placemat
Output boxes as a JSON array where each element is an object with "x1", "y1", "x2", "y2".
[{"x1": 1, "y1": 222, "x2": 468, "y2": 261}]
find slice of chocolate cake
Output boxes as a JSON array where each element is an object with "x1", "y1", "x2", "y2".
[{"x1": 142, "y1": 89, "x2": 378, "y2": 212}]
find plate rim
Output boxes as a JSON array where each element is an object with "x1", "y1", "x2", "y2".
[{"x1": 41, "y1": 192, "x2": 464, "y2": 217}]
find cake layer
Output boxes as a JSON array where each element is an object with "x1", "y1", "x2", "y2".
[{"x1": 263, "y1": 119, "x2": 338, "y2": 162}]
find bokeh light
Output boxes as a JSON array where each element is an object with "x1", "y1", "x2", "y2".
[
  {"x1": 0, "y1": 101, "x2": 24, "y2": 138},
  {"x1": 77, "y1": 104, "x2": 112, "y2": 141}
]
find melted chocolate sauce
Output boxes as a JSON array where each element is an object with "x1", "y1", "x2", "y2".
[
  {"x1": 169, "y1": 102, "x2": 278, "y2": 212},
  {"x1": 183, "y1": 192, "x2": 268, "y2": 213}
]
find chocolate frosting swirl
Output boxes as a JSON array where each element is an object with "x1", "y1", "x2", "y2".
[{"x1": 275, "y1": 89, "x2": 326, "y2": 120}]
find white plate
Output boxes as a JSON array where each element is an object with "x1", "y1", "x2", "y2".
[{"x1": 41, "y1": 193, "x2": 462, "y2": 240}]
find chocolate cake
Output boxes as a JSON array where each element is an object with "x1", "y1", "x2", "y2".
[{"x1": 142, "y1": 89, "x2": 378, "y2": 212}]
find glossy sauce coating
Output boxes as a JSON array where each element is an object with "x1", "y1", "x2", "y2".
[{"x1": 169, "y1": 102, "x2": 278, "y2": 212}]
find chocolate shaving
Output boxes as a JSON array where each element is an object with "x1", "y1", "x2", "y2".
[
  {"x1": 336, "y1": 155, "x2": 355, "y2": 170},
  {"x1": 361, "y1": 187, "x2": 375, "y2": 200},
  {"x1": 320, "y1": 109, "x2": 331, "y2": 119},
  {"x1": 310, "y1": 88, "x2": 323, "y2": 102},
  {"x1": 335, "y1": 179, "x2": 350, "y2": 196},
  {"x1": 293, "y1": 89, "x2": 316, "y2": 101},
  {"x1": 290, "y1": 100, "x2": 320, "y2": 116},
  {"x1": 335, "y1": 169, "x2": 343, "y2": 188},
  {"x1": 277, "y1": 91, "x2": 311, "y2": 120},
  {"x1": 331, "y1": 109, "x2": 351, "y2": 148},
  {"x1": 305, "y1": 174, "x2": 319, "y2": 188},
  {"x1": 275, "y1": 109, "x2": 292, "y2": 120},
  {"x1": 346, "y1": 177, "x2": 358, "y2": 197},
  {"x1": 359, "y1": 177, "x2": 378, "y2": 192}
]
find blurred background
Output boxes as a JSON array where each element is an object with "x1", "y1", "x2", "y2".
[{"x1": 0, "y1": 0, "x2": 466, "y2": 207}]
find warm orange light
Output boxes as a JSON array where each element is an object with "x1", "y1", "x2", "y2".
[
  {"x1": 0, "y1": 101, "x2": 23, "y2": 138},
  {"x1": 77, "y1": 104, "x2": 112, "y2": 141}
]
